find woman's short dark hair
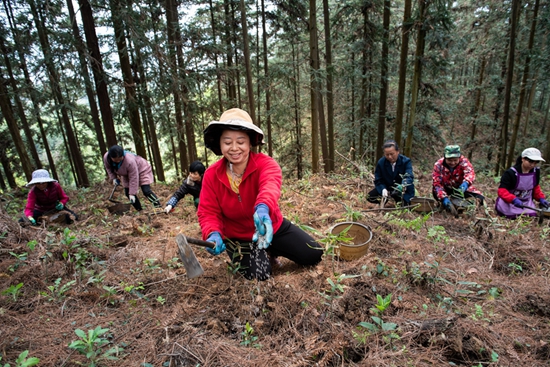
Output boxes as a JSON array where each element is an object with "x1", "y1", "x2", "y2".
[
  {"x1": 108, "y1": 145, "x2": 124, "y2": 158},
  {"x1": 189, "y1": 161, "x2": 206, "y2": 175},
  {"x1": 382, "y1": 140, "x2": 399, "y2": 151}
]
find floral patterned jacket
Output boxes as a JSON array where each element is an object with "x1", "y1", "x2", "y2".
[{"x1": 432, "y1": 155, "x2": 482, "y2": 200}]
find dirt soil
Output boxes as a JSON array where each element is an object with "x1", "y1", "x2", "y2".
[{"x1": 1, "y1": 173, "x2": 550, "y2": 366}]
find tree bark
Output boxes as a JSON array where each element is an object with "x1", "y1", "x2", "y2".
[
  {"x1": 261, "y1": 0, "x2": 272, "y2": 156},
  {"x1": 404, "y1": 0, "x2": 426, "y2": 158},
  {"x1": 0, "y1": 78, "x2": 33, "y2": 180},
  {"x1": 67, "y1": 0, "x2": 106, "y2": 155},
  {"x1": 468, "y1": 57, "x2": 486, "y2": 161},
  {"x1": 29, "y1": 0, "x2": 89, "y2": 187},
  {"x1": 309, "y1": 0, "x2": 319, "y2": 173},
  {"x1": 322, "y1": 0, "x2": 334, "y2": 171},
  {"x1": 209, "y1": 0, "x2": 224, "y2": 114},
  {"x1": 109, "y1": 0, "x2": 147, "y2": 159},
  {"x1": 78, "y1": 0, "x2": 117, "y2": 148},
  {"x1": 376, "y1": 0, "x2": 390, "y2": 161},
  {"x1": 165, "y1": 0, "x2": 188, "y2": 173},
  {"x1": 394, "y1": 0, "x2": 412, "y2": 148},
  {"x1": 497, "y1": 0, "x2": 520, "y2": 174},
  {"x1": 239, "y1": 0, "x2": 256, "y2": 122},
  {"x1": 506, "y1": 0, "x2": 538, "y2": 167}
]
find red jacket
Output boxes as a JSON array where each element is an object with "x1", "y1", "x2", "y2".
[
  {"x1": 24, "y1": 182, "x2": 69, "y2": 217},
  {"x1": 432, "y1": 155, "x2": 482, "y2": 200},
  {"x1": 197, "y1": 152, "x2": 283, "y2": 241}
]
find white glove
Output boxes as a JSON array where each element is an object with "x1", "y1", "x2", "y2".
[
  {"x1": 129, "y1": 195, "x2": 136, "y2": 203},
  {"x1": 382, "y1": 189, "x2": 389, "y2": 198},
  {"x1": 164, "y1": 205, "x2": 173, "y2": 214}
]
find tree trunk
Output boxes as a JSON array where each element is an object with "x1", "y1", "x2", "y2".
[
  {"x1": 394, "y1": 0, "x2": 412, "y2": 148},
  {"x1": 309, "y1": 0, "x2": 319, "y2": 173},
  {"x1": 506, "y1": 0, "x2": 538, "y2": 167},
  {"x1": 261, "y1": 0, "x2": 272, "y2": 156},
  {"x1": 292, "y1": 40, "x2": 302, "y2": 179},
  {"x1": 498, "y1": 0, "x2": 520, "y2": 173},
  {"x1": 0, "y1": 79, "x2": 33, "y2": 180},
  {"x1": 0, "y1": 33, "x2": 42, "y2": 170},
  {"x1": 29, "y1": 0, "x2": 89, "y2": 187},
  {"x1": 224, "y1": 0, "x2": 237, "y2": 104},
  {"x1": 404, "y1": 0, "x2": 426, "y2": 158},
  {"x1": 0, "y1": 132, "x2": 16, "y2": 188},
  {"x1": 239, "y1": 0, "x2": 257, "y2": 122},
  {"x1": 67, "y1": 0, "x2": 106, "y2": 155},
  {"x1": 209, "y1": 0, "x2": 224, "y2": 114},
  {"x1": 109, "y1": 0, "x2": 146, "y2": 159},
  {"x1": 376, "y1": 0, "x2": 390, "y2": 161},
  {"x1": 322, "y1": 0, "x2": 334, "y2": 171},
  {"x1": 134, "y1": 43, "x2": 165, "y2": 181},
  {"x1": 165, "y1": 0, "x2": 188, "y2": 173},
  {"x1": 3, "y1": 4, "x2": 58, "y2": 179},
  {"x1": 522, "y1": 74, "x2": 537, "y2": 137},
  {"x1": 78, "y1": 0, "x2": 117, "y2": 148},
  {"x1": 468, "y1": 57, "x2": 486, "y2": 161}
]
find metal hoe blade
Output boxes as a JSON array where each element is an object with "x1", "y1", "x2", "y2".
[{"x1": 176, "y1": 234, "x2": 204, "y2": 279}]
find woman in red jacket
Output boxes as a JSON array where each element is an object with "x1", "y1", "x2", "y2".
[
  {"x1": 198, "y1": 108, "x2": 323, "y2": 280},
  {"x1": 495, "y1": 148, "x2": 548, "y2": 219},
  {"x1": 23, "y1": 169, "x2": 71, "y2": 225}
]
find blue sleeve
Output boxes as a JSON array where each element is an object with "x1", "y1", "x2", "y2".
[{"x1": 374, "y1": 159, "x2": 386, "y2": 194}]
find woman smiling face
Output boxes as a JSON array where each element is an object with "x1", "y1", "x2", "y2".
[{"x1": 220, "y1": 129, "x2": 251, "y2": 167}]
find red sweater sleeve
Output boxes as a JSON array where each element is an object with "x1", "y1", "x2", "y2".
[
  {"x1": 24, "y1": 189, "x2": 37, "y2": 217},
  {"x1": 497, "y1": 187, "x2": 516, "y2": 203},
  {"x1": 533, "y1": 185, "x2": 545, "y2": 201}
]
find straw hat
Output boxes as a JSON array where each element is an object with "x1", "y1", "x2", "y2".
[{"x1": 203, "y1": 108, "x2": 264, "y2": 155}]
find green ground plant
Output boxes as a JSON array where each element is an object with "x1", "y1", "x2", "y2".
[
  {"x1": 355, "y1": 293, "x2": 399, "y2": 346},
  {"x1": 41, "y1": 278, "x2": 76, "y2": 302},
  {"x1": 8, "y1": 252, "x2": 28, "y2": 273},
  {"x1": 1, "y1": 283, "x2": 23, "y2": 301},
  {"x1": 0, "y1": 350, "x2": 40, "y2": 367},
  {"x1": 68, "y1": 326, "x2": 123, "y2": 366},
  {"x1": 240, "y1": 322, "x2": 261, "y2": 348}
]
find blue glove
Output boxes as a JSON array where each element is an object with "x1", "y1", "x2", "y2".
[
  {"x1": 55, "y1": 202, "x2": 64, "y2": 211},
  {"x1": 459, "y1": 182, "x2": 469, "y2": 193},
  {"x1": 28, "y1": 216, "x2": 37, "y2": 226},
  {"x1": 512, "y1": 198, "x2": 523, "y2": 208},
  {"x1": 253, "y1": 204, "x2": 273, "y2": 250},
  {"x1": 540, "y1": 198, "x2": 549, "y2": 209},
  {"x1": 206, "y1": 232, "x2": 226, "y2": 256},
  {"x1": 442, "y1": 197, "x2": 451, "y2": 209}
]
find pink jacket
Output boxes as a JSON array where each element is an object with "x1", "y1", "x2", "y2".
[
  {"x1": 25, "y1": 182, "x2": 69, "y2": 217},
  {"x1": 197, "y1": 152, "x2": 283, "y2": 241},
  {"x1": 103, "y1": 152, "x2": 154, "y2": 196},
  {"x1": 432, "y1": 155, "x2": 482, "y2": 200}
]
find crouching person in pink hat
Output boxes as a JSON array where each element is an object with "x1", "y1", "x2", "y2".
[
  {"x1": 496, "y1": 147, "x2": 548, "y2": 219},
  {"x1": 198, "y1": 108, "x2": 323, "y2": 281},
  {"x1": 20, "y1": 169, "x2": 74, "y2": 226}
]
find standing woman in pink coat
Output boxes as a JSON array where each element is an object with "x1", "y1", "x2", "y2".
[{"x1": 103, "y1": 145, "x2": 161, "y2": 211}]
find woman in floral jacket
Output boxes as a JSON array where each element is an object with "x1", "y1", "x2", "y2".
[{"x1": 432, "y1": 145, "x2": 484, "y2": 211}]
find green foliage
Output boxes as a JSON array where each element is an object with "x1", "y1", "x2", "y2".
[
  {"x1": 42, "y1": 278, "x2": 76, "y2": 302},
  {"x1": 68, "y1": 326, "x2": 123, "y2": 366},
  {"x1": 371, "y1": 294, "x2": 392, "y2": 316},
  {"x1": 319, "y1": 274, "x2": 359, "y2": 306},
  {"x1": 8, "y1": 252, "x2": 28, "y2": 272},
  {"x1": 427, "y1": 225, "x2": 452, "y2": 245},
  {"x1": 0, "y1": 350, "x2": 40, "y2": 367},
  {"x1": 26, "y1": 240, "x2": 37, "y2": 252},
  {"x1": 240, "y1": 322, "x2": 261, "y2": 348},
  {"x1": 1, "y1": 283, "x2": 23, "y2": 301},
  {"x1": 387, "y1": 212, "x2": 431, "y2": 231}
]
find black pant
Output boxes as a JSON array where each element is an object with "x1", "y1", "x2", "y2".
[
  {"x1": 19, "y1": 209, "x2": 73, "y2": 225},
  {"x1": 225, "y1": 218, "x2": 323, "y2": 281},
  {"x1": 431, "y1": 189, "x2": 485, "y2": 205},
  {"x1": 124, "y1": 185, "x2": 161, "y2": 211},
  {"x1": 367, "y1": 188, "x2": 408, "y2": 205}
]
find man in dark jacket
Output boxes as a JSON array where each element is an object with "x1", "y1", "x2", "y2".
[
  {"x1": 367, "y1": 140, "x2": 415, "y2": 206},
  {"x1": 164, "y1": 161, "x2": 205, "y2": 213}
]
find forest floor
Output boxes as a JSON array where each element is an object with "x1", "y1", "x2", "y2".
[{"x1": 1, "y1": 170, "x2": 550, "y2": 367}]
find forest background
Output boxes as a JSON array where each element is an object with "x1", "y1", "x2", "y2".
[{"x1": 0, "y1": 0, "x2": 549, "y2": 190}]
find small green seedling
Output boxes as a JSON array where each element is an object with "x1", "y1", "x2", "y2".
[
  {"x1": 68, "y1": 326, "x2": 123, "y2": 365},
  {"x1": 1, "y1": 283, "x2": 23, "y2": 301},
  {"x1": 0, "y1": 350, "x2": 40, "y2": 367},
  {"x1": 240, "y1": 322, "x2": 261, "y2": 348}
]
